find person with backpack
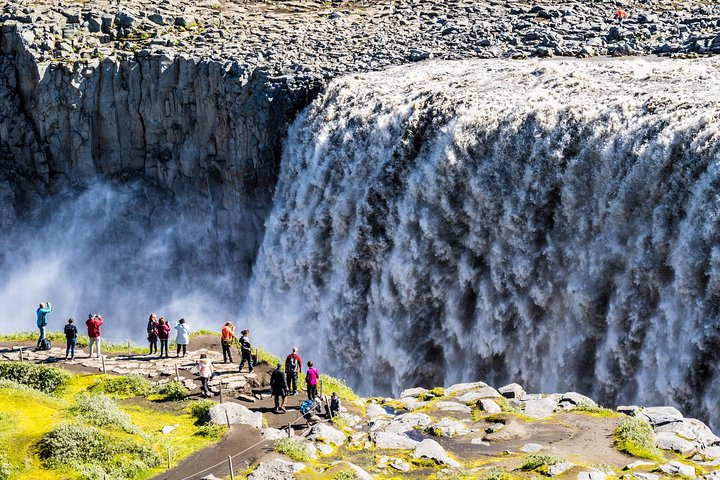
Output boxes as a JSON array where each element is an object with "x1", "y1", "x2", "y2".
[
  {"x1": 238, "y1": 329, "x2": 253, "y2": 373},
  {"x1": 285, "y1": 346, "x2": 302, "y2": 395},
  {"x1": 146, "y1": 313, "x2": 159, "y2": 354},
  {"x1": 196, "y1": 353, "x2": 215, "y2": 398},
  {"x1": 306, "y1": 360, "x2": 320, "y2": 401},
  {"x1": 174, "y1": 318, "x2": 190, "y2": 357},
  {"x1": 36, "y1": 301, "x2": 52, "y2": 349},
  {"x1": 64, "y1": 318, "x2": 77, "y2": 361},
  {"x1": 221, "y1": 322, "x2": 236, "y2": 363},
  {"x1": 157, "y1": 317, "x2": 171, "y2": 358},
  {"x1": 85, "y1": 313, "x2": 104, "y2": 358},
  {"x1": 270, "y1": 363, "x2": 288, "y2": 413}
]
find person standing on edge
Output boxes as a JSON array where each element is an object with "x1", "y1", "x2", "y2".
[
  {"x1": 615, "y1": 7, "x2": 627, "y2": 26},
  {"x1": 306, "y1": 361, "x2": 320, "y2": 401},
  {"x1": 85, "y1": 313, "x2": 104, "y2": 358},
  {"x1": 147, "y1": 314, "x2": 159, "y2": 355},
  {"x1": 157, "y1": 317, "x2": 171, "y2": 358},
  {"x1": 197, "y1": 353, "x2": 215, "y2": 398},
  {"x1": 270, "y1": 363, "x2": 288, "y2": 413},
  {"x1": 221, "y1": 322, "x2": 236, "y2": 363},
  {"x1": 285, "y1": 346, "x2": 302, "y2": 395},
  {"x1": 64, "y1": 318, "x2": 77, "y2": 361},
  {"x1": 238, "y1": 329, "x2": 253, "y2": 373},
  {"x1": 174, "y1": 318, "x2": 190, "y2": 357},
  {"x1": 36, "y1": 301, "x2": 52, "y2": 348}
]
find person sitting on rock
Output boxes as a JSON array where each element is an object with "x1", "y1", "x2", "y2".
[
  {"x1": 197, "y1": 353, "x2": 215, "y2": 398},
  {"x1": 285, "y1": 346, "x2": 302, "y2": 395},
  {"x1": 157, "y1": 317, "x2": 171, "y2": 358},
  {"x1": 221, "y1": 322, "x2": 236, "y2": 363},
  {"x1": 85, "y1": 313, "x2": 104, "y2": 358},
  {"x1": 238, "y1": 329, "x2": 253, "y2": 373},
  {"x1": 330, "y1": 391, "x2": 341, "y2": 417},
  {"x1": 270, "y1": 363, "x2": 288, "y2": 413},
  {"x1": 147, "y1": 313, "x2": 159, "y2": 355},
  {"x1": 64, "y1": 318, "x2": 77, "y2": 361},
  {"x1": 36, "y1": 301, "x2": 52, "y2": 349},
  {"x1": 174, "y1": 318, "x2": 190, "y2": 357}
]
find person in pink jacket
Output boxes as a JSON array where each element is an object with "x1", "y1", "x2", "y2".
[
  {"x1": 306, "y1": 361, "x2": 320, "y2": 401},
  {"x1": 197, "y1": 353, "x2": 215, "y2": 397},
  {"x1": 85, "y1": 314, "x2": 104, "y2": 358}
]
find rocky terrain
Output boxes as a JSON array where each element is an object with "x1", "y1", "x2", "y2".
[{"x1": 2, "y1": 342, "x2": 720, "y2": 480}]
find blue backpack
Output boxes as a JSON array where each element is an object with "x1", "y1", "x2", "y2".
[{"x1": 300, "y1": 400, "x2": 316, "y2": 415}]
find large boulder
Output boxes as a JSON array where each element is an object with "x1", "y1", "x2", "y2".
[
  {"x1": 400, "y1": 387, "x2": 428, "y2": 398},
  {"x1": 366, "y1": 403, "x2": 389, "y2": 418},
  {"x1": 655, "y1": 432, "x2": 699, "y2": 455},
  {"x1": 385, "y1": 413, "x2": 431, "y2": 433},
  {"x1": 426, "y1": 417, "x2": 471, "y2": 437},
  {"x1": 640, "y1": 406, "x2": 683, "y2": 427},
  {"x1": 434, "y1": 401, "x2": 472, "y2": 414},
  {"x1": 524, "y1": 397, "x2": 557, "y2": 418},
  {"x1": 308, "y1": 423, "x2": 347, "y2": 446},
  {"x1": 444, "y1": 381, "x2": 488, "y2": 396},
  {"x1": 209, "y1": 403, "x2": 263, "y2": 428},
  {"x1": 659, "y1": 461, "x2": 696, "y2": 478},
  {"x1": 478, "y1": 399, "x2": 502, "y2": 414},
  {"x1": 413, "y1": 439, "x2": 460, "y2": 468},
  {"x1": 371, "y1": 431, "x2": 420, "y2": 449},
  {"x1": 248, "y1": 458, "x2": 305, "y2": 480},
  {"x1": 499, "y1": 383, "x2": 526, "y2": 400}
]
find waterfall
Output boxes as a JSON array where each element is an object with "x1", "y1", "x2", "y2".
[{"x1": 247, "y1": 57, "x2": 720, "y2": 428}]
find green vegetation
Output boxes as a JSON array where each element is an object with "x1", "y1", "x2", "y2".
[
  {"x1": 482, "y1": 469, "x2": 513, "y2": 480},
  {"x1": 0, "y1": 453, "x2": 10, "y2": 480},
  {"x1": 521, "y1": 454, "x2": 564, "y2": 471},
  {"x1": 256, "y1": 346, "x2": 282, "y2": 366},
  {"x1": 275, "y1": 437, "x2": 313, "y2": 462},
  {"x1": 193, "y1": 423, "x2": 227, "y2": 439},
  {"x1": 37, "y1": 424, "x2": 160, "y2": 479},
  {"x1": 319, "y1": 374, "x2": 360, "y2": 402},
  {"x1": 333, "y1": 470, "x2": 358, "y2": 480},
  {"x1": 418, "y1": 387, "x2": 446, "y2": 401},
  {"x1": 0, "y1": 361, "x2": 71, "y2": 394},
  {"x1": 89, "y1": 374, "x2": 151, "y2": 398},
  {"x1": 573, "y1": 402, "x2": 621, "y2": 418},
  {"x1": 188, "y1": 399, "x2": 216, "y2": 424},
  {"x1": 614, "y1": 417, "x2": 664, "y2": 461},
  {"x1": 0, "y1": 332, "x2": 148, "y2": 354},
  {"x1": 150, "y1": 380, "x2": 188, "y2": 401},
  {"x1": 70, "y1": 393, "x2": 138, "y2": 433}
]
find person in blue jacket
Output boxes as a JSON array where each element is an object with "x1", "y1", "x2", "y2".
[{"x1": 36, "y1": 301, "x2": 52, "y2": 348}]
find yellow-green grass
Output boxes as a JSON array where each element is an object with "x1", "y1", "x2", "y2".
[
  {"x1": 0, "y1": 331, "x2": 148, "y2": 354},
  {"x1": 0, "y1": 369, "x2": 222, "y2": 479}
]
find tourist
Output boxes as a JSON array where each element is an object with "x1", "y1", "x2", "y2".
[
  {"x1": 615, "y1": 8, "x2": 627, "y2": 26},
  {"x1": 330, "y1": 392, "x2": 341, "y2": 417},
  {"x1": 146, "y1": 313, "x2": 159, "y2": 354},
  {"x1": 238, "y1": 329, "x2": 253, "y2": 373},
  {"x1": 64, "y1": 318, "x2": 77, "y2": 361},
  {"x1": 85, "y1": 313, "x2": 104, "y2": 358},
  {"x1": 221, "y1": 322, "x2": 236, "y2": 363},
  {"x1": 174, "y1": 318, "x2": 190, "y2": 357},
  {"x1": 285, "y1": 346, "x2": 302, "y2": 395},
  {"x1": 270, "y1": 363, "x2": 288, "y2": 413},
  {"x1": 36, "y1": 301, "x2": 52, "y2": 349},
  {"x1": 306, "y1": 360, "x2": 320, "y2": 401},
  {"x1": 157, "y1": 317, "x2": 171, "y2": 358},
  {"x1": 197, "y1": 353, "x2": 215, "y2": 398}
]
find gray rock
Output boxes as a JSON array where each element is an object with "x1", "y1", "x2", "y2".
[
  {"x1": 434, "y1": 401, "x2": 472, "y2": 414},
  {"x1": 578, "y1": 472, "x2": 607, "y2": 480},
  {"x1": 478, "y1": 399, "x2": 502, "y2": 414},
  {"x1": 499, "y1": 383, "x2": 526, "y2": 400},
  {"x1": 385, "y1": 413, "x2": 431, "y2": 433},
  {"x1": 632, "y1": 474, "x2": 660, "y2": 480},
  {"x1": 659, "y1": 461, "x2": 696, "y2": 478},
  {"x1": 548, "y1": 462, "x2": 574, "y2": 476},
  {"x1": 391, "y1": 458, "x2": 410, "y2": 472},
  {"x1": 640, "y1": 406, "x2": 684, "y2": 427},
  {"x1": 413, "y1": 439, "x2": 460, "y2": 468},
  {"x1": 261, "y1": 428, "x2": 287, "y2": 440},
  {"x1": 624, "y1": 460, "x2": 655, "y2": 470},
  {"x1": 655, "y1": 431, "x2": 699, "y2": 455},
  {"x1": 444, "y1": 381, "x2": 488, "y2": 396},
  {"x1": 560, "y1": 392, "x2": 596, "y2": 406},
  {"x1": 248, "y1": 458, "x2": 305, "y2": 480},
  {"x1": 524, "y1": 397, "x2": 557, "y2": 418},
  {"x1": 308, "y1": 423, "x2": 346, "y2": 446},
  {"x1": 208, "y1": 403, "x2": 263, "y2": 428},
  {"x1": 366, "y1": 403, "x2": 389, "y2": 418},
  {"x1": 520, "y1": 443, "x2": 543, "y2": 453},
  {"x1": 371, "y1": 431, "x2": 419, "y2": 449},
  {"x1": 426, "y1": 417, "x2": 470, "y2": 437},
  {"x1": 399, "y1": 387, "x2": 428, "y2": 398}
]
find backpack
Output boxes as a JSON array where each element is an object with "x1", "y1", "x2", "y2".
[
  {"x1": 300, "y1": 399, "x2": 316, "y2": 415},
  {"x1": 286, "y1": 356, "x2": 298, "y2": 373},
  {"x1": 38, "y1": 338, "x2": 51, "y2": 351}
]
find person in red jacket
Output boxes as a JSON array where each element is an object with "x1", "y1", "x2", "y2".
[
  {"x1": 285, "y1": 347, "x2": 302, "y2": 395},
  {"x1": 157, "y1": 317, "x2": 171, "y2": 358},
  {"x1": 85, "y1": 314, "x2": 104, "y2": 358},
  {"x1": 615, "y1": 8, "x2": 627, "y2": 26}
]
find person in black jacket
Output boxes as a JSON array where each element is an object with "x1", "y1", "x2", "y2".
[
  {"x1": 64, "y1": 318, "x2": 77, "y2": 361},
  {"x1": 270, "y1": 363, "x2": 288, "y2": 413},
  {"x1": 238, "y1": 329, "x2": 253, "y2": 373}
]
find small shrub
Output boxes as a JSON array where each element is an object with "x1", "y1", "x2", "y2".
[
  {"x1": 151, "y1": 381, "x2": 187, "y2": 401},
  {"x1": 521, "y1": 454, "x2": 563, "y2": 471},
  {"x1": 573, "y1": 402, "x2": 618, "y2": 417},
  {"x1": 193, "y1": 424, "x2": 227, "y2": 438},
  {"x1": 410, "y1": 457, "x2": 440, "y2": 468},
  {"x1": 333, "y1": 470, "x2": 358, "y2": 480},
  {"x1": 482, "y1": 469, "x2": 512, "y2": 480},
  {"x1": 37, "y1": 424, "x2": 160, "y2": 479},
  {"x1": 0, "y1": 362, "x2": 70, "y2": 394},
  {"x1": 89, "y1": 375, "x2": 151, "y2": 398},
  {"x1": 614, "y1": 417, "x2": 664, "y2": 460},
  {"x1": 188, "y1": 399, "x2": 216, "y2": 423},
  {"x1": 274, "y1": 437, "x2": 312, "y2": 462},
  {"x1": 70, "y1": 394, "x2": 137, "y2": 433}
]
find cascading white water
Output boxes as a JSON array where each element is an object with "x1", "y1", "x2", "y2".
[{"x1": 247, "y1": 57, "x2": 720, "y2": 428}]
